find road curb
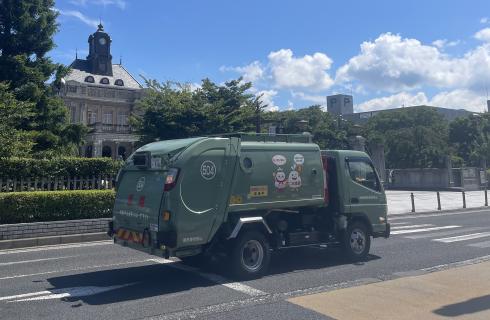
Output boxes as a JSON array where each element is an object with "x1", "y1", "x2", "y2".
[
  {"x1": 388, "y1": 205, "x2": 489, "y2": 218},
  {"x1": 0, "y1": 232, "x2": 110, "y2": 250}
]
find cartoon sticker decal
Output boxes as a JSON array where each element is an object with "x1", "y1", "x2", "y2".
[
  {"x1": 273, "y1": 168, "x2": 287, "y2": 191},
  {"x1": 293, "y1": 154, "x2": 304, "y2": 165},
  {"x1": 288, "y1": 168, "x2": 302, "y2": 191},
  {"x1": 272, "y1": 155, "x2": 287, "y2": 166},
  {"x1": 136, "y1": 177, "x2": 146, "y2": 192}
]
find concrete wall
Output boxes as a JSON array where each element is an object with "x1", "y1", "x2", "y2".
[
  {"x1": 0, "y1": 218, "x2": 111, "y2": 240},
  {"x1": 387, "y1": 167, "x2": 487, "y2": 190},
  {"x1": 388, "y1": 168, "x2": 450, "y2": 190}
]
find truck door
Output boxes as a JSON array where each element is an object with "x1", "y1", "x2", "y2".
[
  {"x1": 345, "y1": 157, "x2": 386, "y2": 219},
  {"x1": 177, "y1": 138, "x2": 238, "y2": 246}
]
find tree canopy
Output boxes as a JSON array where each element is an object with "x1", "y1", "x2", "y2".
[
  {"x1": 365, "y1": 106, "x2": 450, "y2": 168},
  {"x1": 0, "y1": 0, "x2": 84, "y2": 157}
]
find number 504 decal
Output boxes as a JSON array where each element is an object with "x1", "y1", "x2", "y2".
[{"x1": 200, "y1": 160, "x2": 217, "y2": 180}]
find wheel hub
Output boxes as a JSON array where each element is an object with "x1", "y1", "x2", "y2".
[{"x1": 241, "y1": 240, "x2": 264, "y2": 272}]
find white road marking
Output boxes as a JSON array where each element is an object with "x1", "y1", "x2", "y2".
[
  {"x1": 0, "y1": 241, "x2": 112, "y2": 255},
  {"x1": 389, "y1": 222, "x2": 409, "y2": 226},
  {"x1": 0, "y1": 260, "x2": 150, "y2": 281},
  {"x1": 149, "y1": 258, "x2": 267, "y2": 297},
  {"x1": 468, "y1": 240, "x2": 490, "y2": 248},
  {"x1": 391, "y1": 224, "x2": 433, "y2": 230},
  {"x1": 0, "y1": 283, "x2": 136, "y2": 302},
  {"x1": 405, "y1": 227, "x2": 487, "y2": 239},
  {"x1": 433, "y1": 232, "x2": 490, "y2": 243},
  {"x1": 391, "y1": 226, "x2": 460, "y2": 235},
  {"x1": 389, "y1": 208, "x2": 490, "y2": 220},
  {"x1": 0, "y1": 256, "x2": 78, "y2": 267}
]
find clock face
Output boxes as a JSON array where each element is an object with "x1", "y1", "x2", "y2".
[{"x1": 98, "y1": 37, "x2": 106, "y2": 45}]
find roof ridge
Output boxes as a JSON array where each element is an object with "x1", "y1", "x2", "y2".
[{"x1": 114, "y1": 64, "x2": 143, "y2": 89}]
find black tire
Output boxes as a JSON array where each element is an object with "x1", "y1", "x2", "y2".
[
  {"x1": 230, "y1": 230, "x2": 271, "y2": 280},
  {"x1": 342, "y1": 221, "x2": 371, "y2": 261}
]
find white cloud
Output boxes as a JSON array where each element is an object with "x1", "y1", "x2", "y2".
[
  {"x1": 69, "y1": 0, "x2": 126, "y2": 10},
  {"x1": 432, "y1": 39, "x2": 460, "y2": 49},
  {"x1": 336, "y1": 32, "x2": 490, "y2": 92},
  {"x1": 357, "y1": 92, "x2": 428, "y2": 112},
  {"x1": 268, "y1": 49, "x2": 334, "y2": 91},
  {"x1": 56, "y1": 9, "x2": 99, "y2": 28},
  {"x1": 475, "y1": 28, "x2": 490, "y2": 42},
  {"x1": 219, "y1": 61, "x2": 264, "y2": 83},
  {"x1": 291, "y1": 91, "x2": 326, "y2": 104},
  {"x1": 357, "y1": 89, "x2": 486, "y2": 113},
  {"x1": 481, "y1": 17, "x2": 489, "y2": 24},
  {"x1": 430, "y1": 89, "x2": 486, "y2": 112},
  {"x1": 257, "y1": 90, "x2": 279, "y2": 111}
]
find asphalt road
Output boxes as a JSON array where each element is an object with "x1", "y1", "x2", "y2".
[{"x1": 1, "y1": 208, "x2": 490, "y2": 320}]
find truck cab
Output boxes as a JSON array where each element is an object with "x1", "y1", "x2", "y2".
[{"x1": 109, "y1": 134, "x2": 389, "y2": 279}]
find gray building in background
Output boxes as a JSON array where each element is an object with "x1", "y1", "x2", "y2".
[
  {"x1": 343, "y1": 106, "x2": 476, "y2": 123},
  {"x1": 59, "y1": 24, "x2": 142, "y2": 160},
  {"x1": 326, "y1": 94, "x2": 479, "y2": 123},
  {"x1": 327, "y1": 94, "x2": 353, "y2": 115}
]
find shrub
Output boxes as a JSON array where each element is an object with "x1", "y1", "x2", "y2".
[
  {"x1": 0, "y1": 190, "x2": 115, "y2": 224},
  {"x1": 0, "y1": 157, "x2": 123, "y2": 178}
]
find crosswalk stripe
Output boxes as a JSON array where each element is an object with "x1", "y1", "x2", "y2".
[
  {"x1": 390, "y1": 222, "x2": 409, "y2": 226},
  {"x1": 391, "y1": 226, "x2": 460, "y2": 235},
  {"x1": 468, "y1": 240, "x2": 490, "y2": 248},
  {"x1": 405, "y1": 227, "x2": 488, "y2": 239},
  {"x1": 391, "y1": 224, "x2": 433, "y2": 230},
  {"x1": 433, "y1": 232, "x2": 490, "y2": 243}
]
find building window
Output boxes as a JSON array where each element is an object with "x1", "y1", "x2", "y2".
[
  {"x1": 70, "y1": 107, "x2": 77, "y2": 123},
  {"x1": 88, "y1": 111, "x2": 97, "y2": 124},
  {"x1": 115, "y1": 79, "x2": 124, "y2": 86},
  {"x1": 347, "y1": 159, "x2": 380, "y2": 192},
  {"x1": 85, "y1": 76, "x2": 95, "y2": 83},
  {"x1": 103, "y1": 111, "x2": 113, "y2": 124},
  {"x1": 100, "y1": 77, "x2": 110, "y2": 85},
  {"x1": 67, "y1": 85, "x2": 77, "y2": 93},
  {"x1": 117, "y1": 112, "x2": 128, "y2": 126}
]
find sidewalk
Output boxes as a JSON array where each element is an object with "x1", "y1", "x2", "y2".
[
  {"x1": 289, "y1": 260, "x2": 490, "y2": 319},
  {"x1": 387, "y1": 190, "x2": 488, "y2": 215}
]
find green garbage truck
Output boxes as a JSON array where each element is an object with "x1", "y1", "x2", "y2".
[{"x1": 109, "y1": 133, "x2": 390, "y2": 279}]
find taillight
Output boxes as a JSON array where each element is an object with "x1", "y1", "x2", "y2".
[{"x1": 164, "y1": 168, "x2": 179, "y2": 191}]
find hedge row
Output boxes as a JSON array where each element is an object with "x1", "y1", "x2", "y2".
[
  {"x1": 0, "y1": 157, "x2": 123, "y2": 178},
  {"x1": 0, "y1": 190, "x2": 115, "y2": 224}
]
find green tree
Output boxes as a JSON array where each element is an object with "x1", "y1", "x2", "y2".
[
  {"x1": 366, "y1": 106, "x2": 450, "y2": 168},
  {"x1": 0, "y1": 0, "x2": 80, "y2": 155},
  {"x1": 263, "y1": 106, "x2": 352, "y2": 149},
  {"x1": 132, "y1": 78, "x2": 259, "y2": 143},
  {"x1": 0, "y1": 83, "x2": 35, "y2": 158},
  {"x1": 449, "y1": 114, "x2": 490, "y2": 166}
]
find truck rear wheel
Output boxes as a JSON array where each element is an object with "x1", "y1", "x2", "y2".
[
  {"x1": 342, "y1": 221, "x2": 371, "y2": 261},
  {"x1": 230, "y1": 230, "x2": 271, "y2": 280}
]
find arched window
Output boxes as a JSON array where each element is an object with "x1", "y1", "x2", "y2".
[
  {"x1": 114, "y1": 79, "x2": 124, "y2": 86},
  {"x1": 102, "y1": 145, "x2": 112, "y2": 158},
  {"x1": 84, "y1": 76, "x2": 95, "y2": 83},
  {"x1": 100, "y1": 77, "x2": 110, "y2": 85}
]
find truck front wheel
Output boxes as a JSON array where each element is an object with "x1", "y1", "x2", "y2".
[
  {"x1": 342, "y1": 221, "x2": 371, "y2": 261},
  {"x1": 230, "y1": 230, "x2": 271, "y2": 279}
]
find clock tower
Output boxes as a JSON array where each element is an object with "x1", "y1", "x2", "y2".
[{"x1": 86, "y1": 23, "x2": 113, "y2": 76}]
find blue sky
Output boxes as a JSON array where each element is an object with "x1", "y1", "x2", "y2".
[{"x1": 52, "y1": 0, "x2": 490, "y2": 112}]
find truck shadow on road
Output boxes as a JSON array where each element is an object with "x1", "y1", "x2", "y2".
[
  {"x1": 433, "y1": 294, "x2": 490, "y2": 317},
  {"x1": 45, "y1": 248, "x2": 380, "y2": 305}
]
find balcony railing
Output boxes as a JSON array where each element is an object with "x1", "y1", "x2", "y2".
[{"x1": 88, "y1": 122, "x2": 132, "y2": 133}]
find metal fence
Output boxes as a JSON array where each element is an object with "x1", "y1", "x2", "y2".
[{"x1": 0, "y1": 176, "x2": 115, "y2": 193}]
